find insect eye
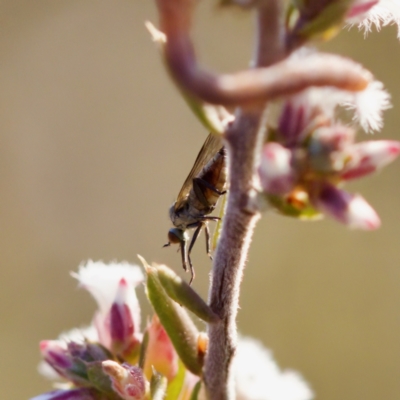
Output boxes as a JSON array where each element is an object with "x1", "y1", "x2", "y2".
[{"x1": 168, "y1": 228, "x2": 186, "y2": 243}]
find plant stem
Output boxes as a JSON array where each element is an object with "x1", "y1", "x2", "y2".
[
  {"x1": 204, "y1": 109, "x2": 264, "y2": 400},
  {"x1": 204, "y1": 2, "x2": 287, "y2": 399}
]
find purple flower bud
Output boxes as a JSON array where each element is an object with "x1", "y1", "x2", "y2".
[
  {"x1": 341, "y1": 140, "x2": 400, "y2": 180},
  {"x1": 278, "y1": 101, "x2": 307, "y2": 146},
  {"x1": 72, "y1": 262, "x2": 143, "y2": 351},
  {"x1": 312, "y1": 183, "x2": 380, "y2": 230},
  {"x1": 30, "y1": 388, "x2": 98, "y2": 400},
  {"x1": 107, "y1": 278, "x2": 140, "y2": 356},
  {"x1": 102, "y1": 361, "x2": 147, "y2": 400},
  {"x1": 40, "y1": 341, "x2": 72, "y2": 375},
  {"x1": 258, "y1": 143, "x2": 296, "y2": 195}
]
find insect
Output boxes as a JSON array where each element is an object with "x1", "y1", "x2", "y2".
[{"x1": 164, "y1": 133, "x2": 228, "y2": 284}]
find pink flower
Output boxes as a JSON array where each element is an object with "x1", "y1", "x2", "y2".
[
  {"x1": 311, "y1": 183, "x2": 381, "y2": 230},
  {"x1": 258, "y1": 86, "x2": 399, "y2": 229},
  {"x1": 72, "y1": 261, "x2": 144, "y2": 355},
  {"x1": 143, "y1": 315, "x2": 179, "y2": 381},
  {"x1": 341, "y1": 140, "x2": 400, "y2": 180}
]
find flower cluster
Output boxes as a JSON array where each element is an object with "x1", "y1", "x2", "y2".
[
  {"x1": 31, "y1": 261, "x2": 313, "y2": 400},
  {"x1": 258, "y1": 84, "x2": 400, "y2": 229}
]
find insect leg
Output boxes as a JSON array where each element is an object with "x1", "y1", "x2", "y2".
[
  {"x1": 187, "y1": 223, "x2": 203, "y2": 285},
  {"x1": 180, "y1": 239, "x2": 188, "y2": 272},
  {"x1": 204, "y1": 222, "x2": 213, "y2": 260}
]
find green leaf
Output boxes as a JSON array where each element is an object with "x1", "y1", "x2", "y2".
[
  {"x1": 165, "y1": 360, "x2": 186, "y2": 400},
  {"x1": 141, "y1": 257, "x2": 202, "y2": 376},
  {"x1": 189, "y1": 381, "x2": 202, "y2": 400},
  {"x1": 156, "y1": 265, "x2": 220, "y2": 324}
]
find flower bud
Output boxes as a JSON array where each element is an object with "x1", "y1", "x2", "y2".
[
  {"x1": 102, "y1": 361, "x2": 147, "y2": 400},
  {"x1": 108, "y1": 278, "x2": 140, "y2": 357},
  {"x1": 341, "y1": 140, "x2": 400, "y2": 180},
  {"x1": 72, "y1": 261, "x2": 143, "y2": 351},
  {"x1": 143, "y1": 315, "x2": 178, "y2": 381},
  {"x1": 278, "y1": 101, "x2": 307, "y2": 146},
  {"x1": 258, "y1": 143, "x2": 296, "y2": 195},
  {"x1": 312, "y1": 183, "x2": 380, "y2": 230},
  {"x1": 40, "y1": 341, "x2": 88, "y2": 385}
]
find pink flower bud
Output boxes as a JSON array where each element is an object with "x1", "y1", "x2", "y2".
[
  {"x1": 143, "y1": 315, "x2": 178, "y2": 381},
  {"x1": 40, "y1": 341, "x2": 72, "y2": 376},
  {"x1": 258, "y1": 143, "x2": 296, "y2": 195},
  {"x1": 72, "y1": 262, "x2": 143, "y2": 351},
  {"x1": 346, "y1": 0, "x2": 378, "y2": 20},
  {"x1": 102, "y1": 361, "x2": 147, "y2": 400},
  {"x1": 30, "y1": 388, "x2": 98, "y2": 400},
  {"x1": 107, "y1": 278, "x2": 139, "y2": 356},
  {"x1": 341, "y1": 140, "x2": 400, "y2": 180},
  {"x1": 312, "y1": 184, "x2": 381, "y2": 230}
]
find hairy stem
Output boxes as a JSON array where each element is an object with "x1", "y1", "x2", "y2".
[
  {"x1": 204, "y1": 110, "x2": 264, "y2": 400},
  {"x1": 204, "y1": 2, "x2": 285, "y2": 399}
]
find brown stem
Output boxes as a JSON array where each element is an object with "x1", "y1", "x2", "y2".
[{"x1": 204, "y1": 110, "x2": 264, "y2": 399}]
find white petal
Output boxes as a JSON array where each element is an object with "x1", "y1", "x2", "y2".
[
  {"x1": 341, "y1": 80, "x2": 391, "y2": 133},
  {"x1": 71, "y1": 260, "x2": 144, "y2": 315},
  {"x1": 357, "y1": 0, "x2": 400, "y2": 38},
  {"x1": 234, "y1": 337, "x2": 313, "y2": 400}
]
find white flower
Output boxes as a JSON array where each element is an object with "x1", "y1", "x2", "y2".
[
  {"x1": 342, "y1": 80, "x2": 391, "y2": 133},
  {"x1": 356, "y1": 0, "x2": 400, "y2": 38},
  {"x1": 71, "y1": 260, "x2": 144, "y2": 348},
  {"x1": 234, "y1": 337, "x2": 314, "y2": 400}
]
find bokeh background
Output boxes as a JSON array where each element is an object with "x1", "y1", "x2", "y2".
[{"x1": 1, "y1": 1, "x2": 400, "y2": 399}]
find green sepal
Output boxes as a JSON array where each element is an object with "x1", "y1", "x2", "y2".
[
  {"x1": 150, "y1": 368, "x2": 168, "y2": 400},
  {"x1": 266, "y1": 194, "x2": 322, "y2": 220},
  {"x1": 138, "y1": 330, "x2": 149, "y2": 370},
  {"x1": 295, "y1": 0, "x2": 353, "y2": 40},
  {"x1": 86, "y1": 361, "x2": 117, "y2": 397},
  {"x1": 156, "y1": 264, "x2": 220, "y2": 324},
  {"x1": 140, "y1": 257, "x2": 202, "y2": 376},
  {"x1": 165, "y1": 360, "x2": 186, "y2": 400},
  {"x1": 180, "y1": 89, "x2": 227, "y2": 135},
  {"x1": 189, "y1": 381, "x2": 202, "y2": 400}
]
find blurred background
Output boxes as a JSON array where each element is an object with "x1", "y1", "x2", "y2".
[{"x1": 1, "y1": 1, "x2": 400, "y2": 399}]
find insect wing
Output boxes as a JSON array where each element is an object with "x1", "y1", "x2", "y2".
[{"x1": 174, "y1": 133, "x2": 223, "y2": 211}]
